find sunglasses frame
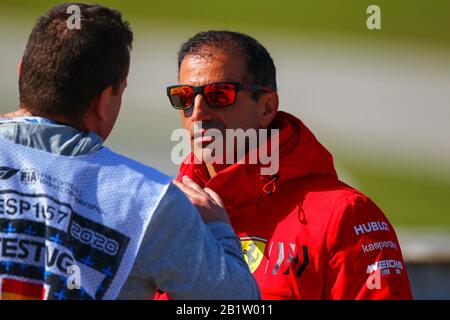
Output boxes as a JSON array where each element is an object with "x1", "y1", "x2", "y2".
[{"x1": 166, "y1": 81, "x2": 272, "y2": 110}]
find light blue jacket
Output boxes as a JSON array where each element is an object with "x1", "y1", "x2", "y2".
[{"x1": 0, "y1": 119, "x2": 260, "y2": 300}]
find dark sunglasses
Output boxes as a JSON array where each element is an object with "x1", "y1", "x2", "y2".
[{"x1": 166, "y1": 82, "x2": 272, "y2": 110}]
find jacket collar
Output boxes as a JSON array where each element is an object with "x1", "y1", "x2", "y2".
[{"x1": 0, "y1": 117, "x2": 103, "y2": 156}]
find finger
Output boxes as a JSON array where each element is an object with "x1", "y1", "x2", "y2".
[
  {"x1": 204, "y1": 187, "x2": 225, "y2": 207},
  {"x1": 182, "y1": 175, "x2": 205, "y2": 194},
  {"x1": 173, "y1": 180, "x2": 199, "y2": 200}
]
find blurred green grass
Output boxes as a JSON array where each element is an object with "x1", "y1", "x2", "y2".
[
  {"x1": 337, "y1": 157, "x2": 450, "y2": 227},
  {"x1": 1, "y1": 0, "x2": 450, "y2": 50}
]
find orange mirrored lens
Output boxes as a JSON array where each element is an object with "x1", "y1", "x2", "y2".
[
  {"x1": 204, "y1": 83, "x2": 236, "y2": 107},
  {"x1": 169, "y1": 86, "x2": 195, "y2": 108}
]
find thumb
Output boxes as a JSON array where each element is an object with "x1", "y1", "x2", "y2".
[{"x1": 204, "y1": 187, "x2": 225, "y2": 207}]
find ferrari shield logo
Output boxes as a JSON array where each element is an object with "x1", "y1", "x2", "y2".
[{"x1": 240, "y1": 236, "x2": 267, "y2": 273}]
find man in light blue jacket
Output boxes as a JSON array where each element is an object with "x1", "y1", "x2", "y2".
[{"x1": 0, "y1": 3, "x2": 259, "y2": 300}]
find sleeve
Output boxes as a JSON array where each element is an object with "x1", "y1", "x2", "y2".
[
  {"x1": 324, "y1": 194, "x2": 413, "y2": 300},
  {"x1": 132, "y1": 183, "x2": 260, "y2": 300}
]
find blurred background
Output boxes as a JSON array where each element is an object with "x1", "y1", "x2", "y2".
[{"x1": 0, "y1": 0, "x2": 449, "y2": 299}]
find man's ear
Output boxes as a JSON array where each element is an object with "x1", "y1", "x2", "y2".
[
  {"x1": 91, "y1": 85, "x2": 114, "y2": 121},
  {"x1": 18, "y1": 58, "x2": 22, "y2": 76},
  {"x1": 258, "y1": 91, "x2": 279, "y2": 129}
]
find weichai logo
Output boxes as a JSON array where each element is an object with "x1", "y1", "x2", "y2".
[{"x1": 0, "y1": 167, "x2": 19, "y2": 180}]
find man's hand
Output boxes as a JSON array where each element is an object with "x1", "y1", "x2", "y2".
[{"x1": 173, "y1": 175, "x2": 230, "y2": 224}]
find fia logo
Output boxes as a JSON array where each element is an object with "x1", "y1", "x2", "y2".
[{"x1": 19, "y1": 169, "x2": 39, "y2": 185}]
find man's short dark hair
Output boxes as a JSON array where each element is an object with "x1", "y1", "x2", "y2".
[
  {"x1": 177, "y1": 31, "x2": 277, "y2": 93},
  {"x1": 19, "y1": 2, "x2": 133, "y2": 124}
]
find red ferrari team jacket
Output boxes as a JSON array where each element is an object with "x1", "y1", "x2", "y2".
[{"x1": 158, "y1": 111, "x2": 413, "y2": 300}]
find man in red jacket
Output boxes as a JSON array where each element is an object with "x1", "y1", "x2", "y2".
[{"x1": 161, "y1": 31, "x2": 413, "y2": 299}]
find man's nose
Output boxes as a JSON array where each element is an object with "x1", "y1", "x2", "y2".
[{"x1": 190, "y1": 94, "x2": 213, "y2": 122}]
